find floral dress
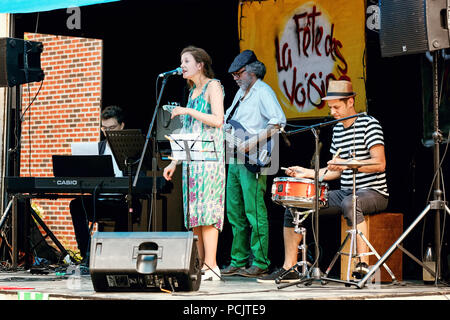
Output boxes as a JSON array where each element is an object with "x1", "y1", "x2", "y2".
[{"x1": 180, "y1": 79, "x2": 225, "y2": 231}]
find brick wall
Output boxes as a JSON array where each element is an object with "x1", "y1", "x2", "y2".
[{"x1": 20, "y1": 33, "x2": 103, "y2": 256}]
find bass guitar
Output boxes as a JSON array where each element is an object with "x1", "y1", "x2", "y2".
[{"x1": 225, "y1": 119, "x2": 277, "y2": 173}]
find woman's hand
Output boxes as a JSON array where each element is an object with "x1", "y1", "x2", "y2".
[
  {"x1": 170, "y1": 106, "x2": 189, "y2": 119},
  {"x1": 163, "y1": 161, "x2": 177, "y2": 181}
]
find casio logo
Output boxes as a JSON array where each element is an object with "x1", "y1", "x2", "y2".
[{"x1": 56, "y1": 180, "x2": 78, "y2": 186}]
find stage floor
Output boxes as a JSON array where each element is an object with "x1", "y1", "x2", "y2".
[{"x1": 0, "y1": 270, "x2": 449, "y2": 301}]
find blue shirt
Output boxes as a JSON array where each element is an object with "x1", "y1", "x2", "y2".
[{"x1": 225, "y1": 79, "x2": 286, "y2": 134}]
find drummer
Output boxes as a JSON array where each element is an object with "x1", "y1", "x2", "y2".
[{"x1": 257, "y1": 79, "x2": 389, "y2": 283}]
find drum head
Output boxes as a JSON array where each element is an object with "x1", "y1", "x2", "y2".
[{"x1": 273, "y1": 177, "x2": 314, "y2": 183}]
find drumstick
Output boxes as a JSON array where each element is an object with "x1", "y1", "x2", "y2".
[
  {"x1": 281, "y1": 147, "x2": 341, "y2": 174},
  {"x1": 281, "y1": 166, "x2": 303, "y2": 173},
  {"x1": 319, "y1": 148, "x2": 342, "y2": 182},
  {"x1": 281, "y1": 147, "x2": 342, "y2": 176}
]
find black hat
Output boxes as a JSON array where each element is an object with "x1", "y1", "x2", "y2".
[{"x1": 228, "y1": 50, "x2": 258, "y2": 73}]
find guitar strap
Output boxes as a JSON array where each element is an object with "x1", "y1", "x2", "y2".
[{"x1": 225, "y1": 99, "x2": 241, "y2": 124}]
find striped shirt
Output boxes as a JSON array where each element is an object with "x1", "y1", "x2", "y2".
[{"x1": 330, "y1": 114, "x2": 388, "y2": 196}]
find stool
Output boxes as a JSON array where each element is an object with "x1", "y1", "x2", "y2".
[{"x1": 340, "y1": 212, "x2": 403, "y2": 282}]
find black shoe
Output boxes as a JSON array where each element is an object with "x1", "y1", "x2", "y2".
[
  {"x1": 238, "y1": 265, "x2": 268, "y2": 278},
  {"x1": 80, "y1": 256, "x2": 89, "y2": 267},
  {"x1": 220, "y1": 265, "x2": 244, "y2": 276},
  {"x1": 352, "y1": 262, "x2": 370, "y2": 279},
  {"x1": 257, "y1": 267, "x2": 300, "y2": 283}
]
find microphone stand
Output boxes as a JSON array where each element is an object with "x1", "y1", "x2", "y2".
[
  {"x1": 133, "y1": 75, "x2": 170, "y2": 231},
  {"x1": 278, "y1": 112, "x2": 364, "y2": 288}
]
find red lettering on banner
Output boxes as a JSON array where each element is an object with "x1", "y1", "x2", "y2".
[
  {"x1": 325, "y1": 24, "x2": 348, "y2": 74},
  {"x1": 334, "y1": 40, "x2": 348, "y2": 74},
  {"x1": 275, "y1": 37, "x2": 292, "y2": 72},
  {"x1": 276, "y1": 5, "x2": 350, "y2": 110},
  {"x1": 293, "y1": 6, "x2": 322, "y2": 57},
  {"x1": 308, "y1": 73, "x2": 325, "y2": 109}
]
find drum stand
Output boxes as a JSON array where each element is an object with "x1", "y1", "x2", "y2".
[
  {"x1": 320, "y1": 166, "x2": 397, "y2": 287},
  {"x1": 275, "y1": 208, "x2": 313, "y2": 284},
  {"x1": 279, "y1": 113, "x2": 365, "y2": 289}
]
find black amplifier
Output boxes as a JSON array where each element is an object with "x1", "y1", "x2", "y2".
[{"x1": 89, "y1": 231, "x2": 201, "y2": 292}]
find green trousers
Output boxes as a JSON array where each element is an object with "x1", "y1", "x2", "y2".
[{"x1": 226, "y1": 164, "x2": 270, "y2": 269}]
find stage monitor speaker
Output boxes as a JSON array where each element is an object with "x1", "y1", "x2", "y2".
[
  {"x1": 379, "y1": 0, "x2": 450, "y2": 57},
  {"x1": 0, "y1": 37, "x2": 45, "y2": 87},
  {"x1": 89, "y1": 231, "x2": 202, "y2": 292}
]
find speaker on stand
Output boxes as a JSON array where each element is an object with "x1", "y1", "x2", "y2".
[
  {"x1": 0, "y1": 37, "x2": 45, "y2": 266},
  {"x1": 379, "y1": 0, "x2": 450, "y2": 57},
  {"x1": 0, "y1": 37, "x2": 45, "y2": 175},
  {"x1": 358, "y1": 1, "x2": 450, "y2": 288},
  {"x1": 0, "y1": 37, "x2": 44, "y2": 87}
]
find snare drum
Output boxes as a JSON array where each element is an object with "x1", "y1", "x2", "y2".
[{"x1": 271, "y1": 177, "x2": 328, "y2": 208}]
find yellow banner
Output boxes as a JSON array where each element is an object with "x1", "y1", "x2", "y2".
[{"x1": 239, "y1": 0, "x2": 367, "y2": 119}]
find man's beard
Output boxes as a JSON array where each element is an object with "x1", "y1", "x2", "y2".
[{"x1": 237, "y1": 77, "x2": 253, "y2": 92}]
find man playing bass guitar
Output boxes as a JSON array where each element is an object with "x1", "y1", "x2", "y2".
[{"x1": 221, "y1": 50, "x2": 286, "y2": 278}]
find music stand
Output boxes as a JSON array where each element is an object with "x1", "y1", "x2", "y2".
[
  {"x1": 165, "y1": 132, "x2": 218, "y2": 230},
  {"x1": 104, "y1": 129, "x2": 152, "y2": 231}
]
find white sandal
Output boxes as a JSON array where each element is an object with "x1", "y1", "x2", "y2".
[{"x1": 201, "y1": 266, "x2": 221, "y2": 281}]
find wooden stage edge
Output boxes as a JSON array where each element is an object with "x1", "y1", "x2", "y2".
[{"x1": 0, "y1": 270, "x2": 449, "y2": 301}]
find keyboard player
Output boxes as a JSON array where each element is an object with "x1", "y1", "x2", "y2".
[{"x1": 69, "y1": 105, "x2": 142, "y2": 263}]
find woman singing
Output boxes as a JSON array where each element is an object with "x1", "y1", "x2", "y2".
[{"x1": 163, "y1": 46, "x2": 225, "y2": 281}]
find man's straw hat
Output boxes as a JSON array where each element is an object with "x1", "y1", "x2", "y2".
[{"x1": 322, "y1": 80, "x2": 356, "y2": 100}]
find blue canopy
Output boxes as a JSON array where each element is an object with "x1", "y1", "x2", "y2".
[{"x1": 0, "y1": 0, "x2": 120, "y2": 13}]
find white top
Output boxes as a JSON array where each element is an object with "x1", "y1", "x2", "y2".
[
  {"x1": 225, "y1": 79, "x2": 286, "y2": 134},
  {"x1": 103, "y1": 142, "x2": 123, "y2": 177}
]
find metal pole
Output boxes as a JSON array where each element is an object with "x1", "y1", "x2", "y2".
[
  {"x1": 312, "y1": 128, "x2": 321, "y2": 278},
  {"x1": 431, "y1": 50, "x2": 442, "y2": 282}
]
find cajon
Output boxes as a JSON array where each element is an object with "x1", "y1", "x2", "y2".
[{"x1": 340, "y1": 212, "x2": 403, "y2": 282}]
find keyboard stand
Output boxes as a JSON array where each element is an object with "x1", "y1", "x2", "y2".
[
  {"x1": 105, "y1": 130, "x2": 152, "y2": 231},
  {"x1": 8, "y1": 195, "x2": 71, "y2": 269}
]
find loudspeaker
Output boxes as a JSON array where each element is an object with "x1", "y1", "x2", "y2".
[
  {"x1": 379, "y1": 0, "x2": 450, "y2": 57},
  {"x1": 0, "y1": 37, "x2": 45, "y2": 87},
  {"x1": 89, "y1": 231, "x2": 202, "y2": 292}
]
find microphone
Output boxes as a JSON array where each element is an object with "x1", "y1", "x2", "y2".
[{"x1": 158, "y1": 67, "x2": 183, "y2": 78}]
